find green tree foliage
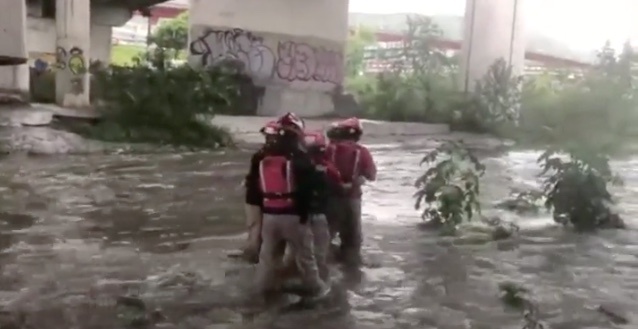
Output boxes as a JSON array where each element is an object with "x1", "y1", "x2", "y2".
[
  {"x1": 538, "y1": 146, "x2": 625, "y2": 231},
  {"x1": 451, "y1": 58, "x2": 522, "y2": 136},
  {"x1": 149, "y1": 13, "x2": 189, "y2": 59},
  {"x1": 414, "y1": 141, "x2": 485, "y2": 235},
  {"x1": 349, "y1": 16, "x2": 638, "y2": 152},
  {"x1": 518, "y1": 41, "x2": 638, "y2": 149},
  {"x1": 356, "y1": 16, "x2": 458, "y2": 123},
  {"x1": 409, "y1": 41, "x2": 638, "y2": 233},
  {"x1": 345, "y1": 25, "x2": 376, "y2": 78},
  {"x1": 85, "y1": 54, "x2": 237, "y2": 149}
]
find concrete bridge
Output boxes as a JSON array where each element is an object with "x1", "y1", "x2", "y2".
[
  {"x1": 186, "y1": 0, "x2": 525, "y2": 116},
  {"x1": 0, "y1": 0, "x2": 166, "y2": 106},
  {"x1": 0, "y1": 0, "x2": 525, "y2": 117}
]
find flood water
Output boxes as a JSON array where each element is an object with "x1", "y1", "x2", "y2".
[{"x1": 0, "y1": 139, "x2": 637, "y2": 329}]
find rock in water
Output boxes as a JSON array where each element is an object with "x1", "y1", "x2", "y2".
[{"x1": 597, "y1": 303, "x2": 630, "y2": 324}]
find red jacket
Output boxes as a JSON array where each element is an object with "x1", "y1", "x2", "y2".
[
  {"x1": 326, "y1": 141, "x2": 376, "y2": 199},
  {"x1": 314, "y1": 155, "x2": 342, "y2": 184}
]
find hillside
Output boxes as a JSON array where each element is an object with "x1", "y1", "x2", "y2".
[{"x1": 348, "y1": 13, "x2": 591, "y2": 62}]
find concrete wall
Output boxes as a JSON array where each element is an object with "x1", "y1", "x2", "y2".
[
  {"x1": 0, "y1": 1, "x2": 29, "y2": 100},
  {"x1": 27, "y1": 3, "x2": 132, "y2": 67},
  {"x1": 0, "y1": 1, "x2": 28, "y2": 64},
  {"x1": 188, "y1": 0, "x2": 349, "y2": 117},
  {"x1": 27, "y1": 17, "x2": 113, "y2": 66},
  {"x1": 460, "y1": 0, "x2": 526, "y2": 92},
  {"x1": 22, "y1": 2, "x2": 131, "y2": 104}
]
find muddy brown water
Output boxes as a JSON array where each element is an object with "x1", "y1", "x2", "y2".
[{"x1": 0, "y1": 140, "x2": 637, "y2": 329}]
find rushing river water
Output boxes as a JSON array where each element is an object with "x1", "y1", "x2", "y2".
[{"x1": 0, "y1": 139, "x2": 637, "y2": 329}]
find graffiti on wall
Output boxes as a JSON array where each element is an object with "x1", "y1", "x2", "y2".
[
  {"x1": 189, "y1": 27, "x2": 344, "y2": 87},
  {"x1": 55, "y1": 46, "x2": 86, "y2": 94},
  {"x1": 190, "y1": 29, "x2": 276, "y2": 80},
  {"x1": 276, "y1": 41, "x2": 342, "y2": 84}
]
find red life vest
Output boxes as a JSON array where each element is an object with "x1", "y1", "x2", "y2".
[
  {"x1": 259, "y1": 155, "x2": 295, "y2": 209},
  {"x1": 330, "y1": 141, "x2": 360, "y2": 183}
]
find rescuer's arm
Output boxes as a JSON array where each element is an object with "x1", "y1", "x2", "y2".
[{"x1": 245, "y1": 152, "x2": 264, "y2": 206}]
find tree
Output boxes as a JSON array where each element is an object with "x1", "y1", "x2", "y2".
[
  {"x1": 345, "y1": 25, "x2": 376, "y2": 78},
  {"x1": 617, "y1": 40, "x2": 636, "y2": 89},
  {"x1": 414, "y1": 141, "x2": 485, "y2": 235},
  {"x1": 538, "y1": 146, "x2": 625, "y2": 231},
  {"x1": 149, "y1": 13, "x2": 189, "y2": 59},
  {"x1": 594, "y1": 40, "x2": 617, "y2": 76}
]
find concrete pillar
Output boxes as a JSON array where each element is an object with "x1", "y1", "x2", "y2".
[
  {"x1": 0, "y1": 0, "x2": 29, "y2": 100},
  {"x1": 188, "y1": 0, "x2": 349, "y2": 117},
  {"x1": 55, "y1": 0, "x2": 91, "y2": 108},
  {"x1": 91, "y1": 25, "x2": 113, "y2": 65},
  {"x1": 460, "y1": 0, "x2": 525, "y2": 92}
]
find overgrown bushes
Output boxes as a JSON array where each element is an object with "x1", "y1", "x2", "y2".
[
  {"x1": 414, "y1": 140, "x2": 484, "y2": 235},
  {"x1": 517, "y1": 44, "x2": 638, "y2": 148},
  {"x1": 416, "y1": 141, "x2": 626, "y2": 233},
  {"x1": 538, "y1": 146, "x2": 625, "y2": 230},
  {"x1": 355, "y1": 16, "x2": 458, "y2": 124},
  {"x1": 348, "y1": 18, "x2": 638, "y2": 150},
  {"x1": 83, "y1": 51, "x2": 239, "y2": 148}
]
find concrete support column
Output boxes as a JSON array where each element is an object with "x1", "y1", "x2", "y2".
[
  {"x1": 91, "y1": 25, "x2": 113, "y2": 65},
  {"x1": 0, "y1": 0, "x2": 29, "y2": 100},
  {"x1": 55, "y1": 0, "x2": 91, "y2": 108},
  {"x1": 460, "y1": 0, "x2": 525, "y2": 92},
  {"x1": 188, "y1": 0, "x2": 349, "y2": 117}
]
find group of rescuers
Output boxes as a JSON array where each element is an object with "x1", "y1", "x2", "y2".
[{"x1": 241, "y1": 112, "x2": 377, "y2": 301}]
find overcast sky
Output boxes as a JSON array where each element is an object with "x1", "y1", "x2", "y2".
[{"x1": 349, "y1": 0, "x2": 637, "y2": 51}]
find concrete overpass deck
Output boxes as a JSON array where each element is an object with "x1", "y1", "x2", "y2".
[{"x1": 86, "y1": 0, "x2": 168, "y2": 10}]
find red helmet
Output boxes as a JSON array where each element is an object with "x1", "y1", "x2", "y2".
[
  {"x1": 260, "y1": 121, "x2": 280, "y2": 136},
  {"x1": 276, "y1": 112, "x2": 305, "y2": 135},
  {"x1": 303, "y1": 130, "x2": 328, "y2": 149},
  {"x1": 335, "y1": 117, "x2": 363, "y2": 135}
]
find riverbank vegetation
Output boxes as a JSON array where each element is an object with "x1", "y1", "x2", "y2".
[
  {"x1": 414, "y1": 140, "x2": 485, "y2": 235},
  {"x1": 83, "y1": 51, "x2": 236, "y2": 149},
  {"x1": 346, "y1": 17, "x2": 638, "y2": 152},
  {"x1": 27, "y1": 13, "x2": 237, "y2": 149},
  {"x1": 357, "y1": 17, "x2": 632, "y2": 232},
  {"x1": 74, "y1": 13, "x2": 238, "y2": 149}
]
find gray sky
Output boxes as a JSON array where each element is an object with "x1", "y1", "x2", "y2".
[{"x1": 349, "y1": 0, "x2": 637, "y2": 51}]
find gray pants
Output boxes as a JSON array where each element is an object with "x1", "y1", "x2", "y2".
[
  {"x1": 281, "y1": 214, "x2": 330, "y2": 281},
  {"x1": 310, "y1": 214, "x2": 331, "y2": 281},
  {"x1": 256, "y1": 214, "x2": 326, "y2": 294},
  {"x1": 243, "y1": 204, "x2": 262, "y2": 259},
  {"x1": 326, "y1": 197, "x2": 363, "y2": 261}
]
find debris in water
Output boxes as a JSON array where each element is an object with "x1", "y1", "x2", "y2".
[{"x1": 597, "y1": 304, "x2": 630, "y2": 325}]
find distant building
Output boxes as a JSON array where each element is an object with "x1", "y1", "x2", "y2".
[{"x1": 361, "y1": 31, "x2": 591, "y2": 75}]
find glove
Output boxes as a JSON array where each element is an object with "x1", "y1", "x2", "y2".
[{"x1": 355, "y1": 176, "x2": 367, "y2": 185}]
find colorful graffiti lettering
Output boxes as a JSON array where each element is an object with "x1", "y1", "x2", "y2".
[
  {"x1": 55, "y1": 46, "x2": 86, "y2": 94},
  {"x1": 67, "y1": 47, "x2": 86, "y2": 76},
  {"x1": 55, "y1": 46, "x2": 86, "y2": 75},
  {"x1": 189, "y1": 27, "x2": 344, "y2": 86},
  {"x1": 189, "y1": 28, "x2": 276, "y2": 80}
]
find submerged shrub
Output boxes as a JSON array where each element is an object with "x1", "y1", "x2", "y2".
[
  {"x1": 538, "y1": 146, "x2": 625, "y2": 230},
  {"x1": 88, "y1": 53, "x2": 239, "y2": 148},
  {"x1": 499, "y1": 282, "x2": 545, "y2": 329},
  {"x1": 414, "y1": 140, "x2": 485, "y2": 235}
]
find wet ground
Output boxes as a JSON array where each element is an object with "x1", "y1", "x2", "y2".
[{"x1": 0, "y1": 137, "x2": 636, "y2": 329}]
